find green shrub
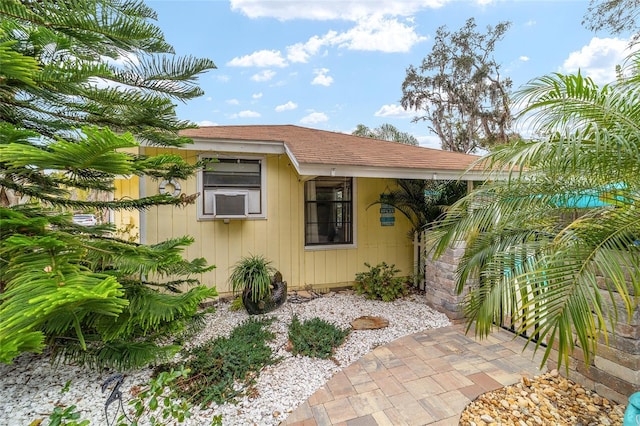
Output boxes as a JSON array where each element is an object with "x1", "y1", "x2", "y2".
[
  {"x1": 354, "y1": 262, "x2": 408, "y2": 302},
  {"x1": 288, "y1": 315, "x2": 349, "y2": 359},
  {"x1": 162, "y1": 317, "x2": 278, "y2": 407}
]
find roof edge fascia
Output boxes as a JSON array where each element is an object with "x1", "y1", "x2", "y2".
[
  {"x1": 149, "y1": 138, "x2": 288, "y2": 155},
  {"x1": 296, "y1": 164, "x2": 490, "y2": 181}
]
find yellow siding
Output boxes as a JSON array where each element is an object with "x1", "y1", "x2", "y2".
[
  {"x1": 302, "y1": 177, "x2": 414, "y2": 291},
  {"x1": 128, "y1": 148, "x2": 414, "y2": 296},
  {"x1": 113, "y1": 175, "x2": 140, "y2": 242}
]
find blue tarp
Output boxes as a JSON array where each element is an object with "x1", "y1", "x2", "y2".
[{"x1": 552, "y1": 182, "x2": 628, "y2": 208}]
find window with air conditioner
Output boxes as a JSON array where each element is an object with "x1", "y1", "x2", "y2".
[{"x1": 199, "y1": 157, "x2": 265, "y2": 220}]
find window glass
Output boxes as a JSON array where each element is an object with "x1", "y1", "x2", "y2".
[
  {"x1": 201, "y1": 158, "x2": 263, "y2": 216},
  {"x1": 305, "y1": 177, "x2": 353, "y2": 245}
]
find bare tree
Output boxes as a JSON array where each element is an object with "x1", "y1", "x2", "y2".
[
  {"x1": 401, "y1": 18, "x2": 513, "y2": 153},
  {"x1": 583, "y1": 0, "x2": 640, "y2": 38},
  {"x1": 352, "y1": 123, "x2": 418, "y2": 145}
]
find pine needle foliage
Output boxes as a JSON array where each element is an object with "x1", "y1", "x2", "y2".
[
  {"x1": 288, "y1": 315, "x2": 350, "y2": 359},
  {"x1": 162, "y1": 317, "x2": 278, "y2": 407},
  {"x1": 0, "y1": 0, "x2": 218, "y2": 369}
]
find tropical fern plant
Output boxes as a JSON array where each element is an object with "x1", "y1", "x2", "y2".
[
  {"x1": 428, "y1": 52, "x2": 640, "y2": 368},
  {"x1": 0, "y1": 0, "x2": 217, "y2": 368}
]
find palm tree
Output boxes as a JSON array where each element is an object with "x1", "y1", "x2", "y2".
[
  {"x1": 428, "y1": 52, "x2": 640, "y2": 368},
  {"x1": 373, "y1": 179, "x2": 467, "y2": 238}
]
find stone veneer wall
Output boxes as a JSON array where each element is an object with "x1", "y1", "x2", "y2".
[
  {"x1": 423, "y1": 242, "x2": 639, "y2": 404},
  {"x1": 546, "y1": 274, "x2": 639, "y2": 404},
  {"x1": 423, "y1": 242, "x2": 469, "y2": 322}
]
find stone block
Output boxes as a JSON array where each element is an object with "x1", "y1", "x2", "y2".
[
  {"x1": 603, "y1": 333, "x2": 640, "y2": 355},
  {"x1": 596, "y1": 345, "x2": 640, "y2": 371},
  {"x1": 575, "y1": 363, "x2": 636, "y2": 399},
  {"x1": 594, "y1": 356, "x2": 640, "y2": 386},
  {"x1": 593, "y1": 383, "x2": 629, "y2": 405}
]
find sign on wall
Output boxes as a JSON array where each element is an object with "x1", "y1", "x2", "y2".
[{"x1": 379, "y1": 194, "x2": 395, "y2": 226}]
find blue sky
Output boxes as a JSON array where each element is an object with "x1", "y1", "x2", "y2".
[{"x1": 148, "y1": 0, "x2": 635, "y2": 149}]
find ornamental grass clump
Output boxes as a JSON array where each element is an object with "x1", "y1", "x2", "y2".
[
  {"x1": 229, "y1": 254, "x2": 275, "y2": 303},
  {"x1": 288, "y1": 315, "x2": 350, "y2": 359}
]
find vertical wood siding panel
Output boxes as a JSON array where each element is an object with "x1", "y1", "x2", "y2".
[
  {"x1": 125, "y1": 148, "x2": 416, "y2": 294},
  {"x1": 324, "y1": 250, "x2": 338, "y2": 285}
]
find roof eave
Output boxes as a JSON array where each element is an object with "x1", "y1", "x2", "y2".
[
  {"x1": 295, "y1": 163, "x2": 488, "y2": 181},
  {"x1": 178, "y1": 138, "x2": 287, "y2": 155}
]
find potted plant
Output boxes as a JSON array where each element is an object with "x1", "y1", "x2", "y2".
[{"x1": 229, "y1": 254, "x2": 287, "y2": 315}]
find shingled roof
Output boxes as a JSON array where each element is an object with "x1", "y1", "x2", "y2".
[{"x1": 180, "y1": 125, "x2": 485, "y2": 180}]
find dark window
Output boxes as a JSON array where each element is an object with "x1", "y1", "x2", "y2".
[{"x1": 305, "y1": 177, "x2": 353, "y2": 245}]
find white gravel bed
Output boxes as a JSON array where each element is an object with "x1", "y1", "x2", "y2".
[{"x1": 0, "y1": 291, "x2": 451, "y2": 426}]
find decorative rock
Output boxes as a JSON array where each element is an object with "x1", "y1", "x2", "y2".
[
  {"x1": 350, "y1": 315, "x2": 389, "y2": 330},
  {"x1": 459, "y1": 372, "x2": 627, "y2": 426},
  {"x1": 558, "y1": 379, "x2": 569, "y2": 391},
  {"x1": 480, "y1": 414, "x2": 495, "y2": 423},
  {"x1": 0, "y1": 293, "x2": 452, "y2": 426}
]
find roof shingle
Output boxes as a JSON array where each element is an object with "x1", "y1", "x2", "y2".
[{"x1": 180, "y1": 125, "x2": 483, "y2": 177}]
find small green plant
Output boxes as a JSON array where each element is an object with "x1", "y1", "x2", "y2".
[
  {"x1": 61, "y1": 380, "x2": 72, "y2": 394},
  {"x1": 228, "y1": 295, "x2": 244, "y2": 311},
  {"x1": 229, "y1": 254, "x2": 275, "y2": 303},
  {"x1": 354, "y1": 262, "x2": 408, "y2": 302},
  {"x1": 46, "y1": 405, "x2": 90, "y2": 426},
  {"x1": 288, "y1": 315, "x2": 350, "y2": 359},
  {"x1": 162, "y1": 317, "x2": 278, "y2": 407},
  {"x1": 117, "y1": 367, "x2": 192, "y2": 426}
]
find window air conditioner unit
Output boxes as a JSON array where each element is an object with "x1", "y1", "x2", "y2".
[{"x1": 212, "y1": 190, "x2": 249, "y2": 218}]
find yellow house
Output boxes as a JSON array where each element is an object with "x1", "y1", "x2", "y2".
[{"x1": 114, "y1": 125, "x2": 483, "y2": 296}]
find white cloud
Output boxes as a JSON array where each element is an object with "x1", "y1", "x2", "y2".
[
  {"x1": 101, "y1": 51, "x2": 140, "y2": 67},
  {"x1": 252, "y1": 92, "x2": 263, "y2": 99},
  {"x1": 417, "y1": 134, "x2": 442, "y2": 150},
  {"x1": 287, "y1": 35, "x2": 326, "y2": 63},
  {"x1": 275, "y1": 101, "x2": 298, "y2": 112},
  {"x1": 374, "y1": 104, "x2": 414, "y2": 118},
  {"x1": 519, "y1": 56, "x2": 529, "y2": 62},
  {"x1": 230, "y1": 0, "x2": 448, "y2": 21},
  {"x1": 285, "y1": 16, "x2": 427, "y2": 61},
  {"x1": 300, "y1": 111, "x2": 329, "y2": 124},
  {"x1": 325, "y1": 15, "x2": 427, "y2": 53},
  {"x1": 226, "y1": 98, "x2": 240, "y2": 105},
  {"x1": 560, "y1": 37, "x2": 634, "y2": 85},
  {"x1": 251, "y1": 70, "x2": 277, "y2": 82},
  {"x1": 197, "y1": 120, "x2": 218, "y2": 127},
  {"x1": 230, "y1": 110, "x2": 261, "y2": 119},
  {"x1": 215, "y1": 75, "x2": 230, "y2": 82},
  {"x1": 311, "y1": 68, "x2": 333, "y2": 86},
  {"x1": 206, "y1": 96, "x2": 213, "y2": 101},
  {"x1": 524, "y1": 19, "x2": 536, "y2": 27},
  {"x1": 227, "y1": 50, "x2": 287, "y2": 67}
]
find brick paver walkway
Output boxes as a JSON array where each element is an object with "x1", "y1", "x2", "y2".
[{"x1": 283, "y1": 323, "x2": 546, "y2": 425}]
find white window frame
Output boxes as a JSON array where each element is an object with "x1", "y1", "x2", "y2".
[
  {"x1": 197, "y1": 154, "x2": 267, "y2": 220},
  {"x1": 304, "y1": 177, "x2": 357, "y2": 250}
]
